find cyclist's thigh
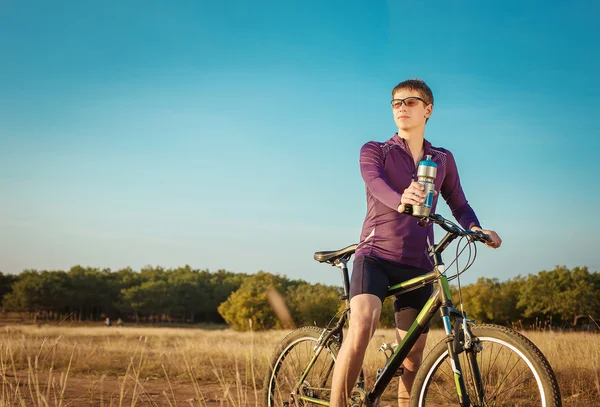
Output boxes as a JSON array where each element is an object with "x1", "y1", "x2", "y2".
[
  {"x1": 349, "y1": 255, "x2": 391, "y2": 304},
  {"x1": 348, "y1": 294, "x2": 382, "y2": 339},
  {"x1": 389, "y1": 264, "x2": 433, "y2": 333}
]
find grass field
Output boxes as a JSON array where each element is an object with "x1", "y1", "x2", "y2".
[{"x1": 0, "y1": 323, "x2": 598, "y2": 406}]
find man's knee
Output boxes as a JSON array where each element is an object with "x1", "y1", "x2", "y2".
[
  {"x1": 347, "y1": 295, "x2": 382, "y2": 344},
  {"x1": 348, "y1": 320, "x2": 376, "y2": 347},
  {"x1": 350, "y1": 294, "x2": 381, "y2": 320}
]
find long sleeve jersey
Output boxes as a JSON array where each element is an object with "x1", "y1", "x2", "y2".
[{"x1": 355, "y1": 134, "x2": 481, "y2": 271}]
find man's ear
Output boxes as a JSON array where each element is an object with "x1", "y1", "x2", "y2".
[{"x1": 425, "y1": 105, "x2": 433, "y2": 118}]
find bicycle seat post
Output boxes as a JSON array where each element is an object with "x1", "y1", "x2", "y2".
[{"x1": 334, "y1": 259, "x2": 351, "y2": 305}]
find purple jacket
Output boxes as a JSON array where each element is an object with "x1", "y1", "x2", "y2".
[{"x1": 355, "y1": 134, "x2": 480, "y2": 271}]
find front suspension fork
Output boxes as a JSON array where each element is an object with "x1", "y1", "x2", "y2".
[{"x1": 441, "y1": 308, "x2": 470, "y2": 407}]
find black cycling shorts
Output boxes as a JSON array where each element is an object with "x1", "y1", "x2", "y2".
[{"x1": 349, "y1": 255, "x2": 433, "y2": 333}]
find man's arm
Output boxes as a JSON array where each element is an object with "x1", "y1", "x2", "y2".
[
  {"x1": 361, "y1": 142, "x2": 443, "y2": 213},
  {"x1": 441, "y1": 150, "x2": 502, "y2": 248},
  {"x1": 359, "y1": 142, "x2": 404, "y2": 210}
]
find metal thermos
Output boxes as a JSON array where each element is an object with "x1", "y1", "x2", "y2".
[{"x1": 411, "y1": 155, "x2": 437, "y2": 217}]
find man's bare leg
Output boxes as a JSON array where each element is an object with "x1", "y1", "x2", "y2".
[
  {"x1": 396, "y1": 330, "x2": 428, "y2": 407},
  {"x1": 329, "y1": 294, "x2": 382, "y2": 407}
]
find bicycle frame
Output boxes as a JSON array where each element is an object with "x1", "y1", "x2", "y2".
[{"x1": 295, "y1": 227, "x2": 480, "y2": 407}]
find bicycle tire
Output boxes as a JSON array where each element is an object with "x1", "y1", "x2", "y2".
[
  {"x1": 409, "y1": 324, "x2": 561, "y2": 407},
  {"x1": 263, "y1": 326, "x2": 340, "y2": 407}
]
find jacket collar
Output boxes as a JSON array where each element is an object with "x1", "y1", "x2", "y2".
[{"x1": 390, "y1": 133, "x2": 433, "y2": 155}]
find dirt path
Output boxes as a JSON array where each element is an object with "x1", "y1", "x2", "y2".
[
  {"x1": 2, "y1": 373, "x2": 258, "y2": 407},
  {"x1": 2, "y1": 371, "x2": 407, "y2": 407}
]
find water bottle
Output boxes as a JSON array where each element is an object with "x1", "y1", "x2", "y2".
[{"x1": 412, "y1": 155, "x2": 437, "y2": 218}]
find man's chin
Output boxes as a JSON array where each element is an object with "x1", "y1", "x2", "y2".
[{"x1": 396, "y1": 122, "x2": 425, "y2": 132}]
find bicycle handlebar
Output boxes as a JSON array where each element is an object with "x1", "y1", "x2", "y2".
[{"x1": 425, "y1": 213, "x2": 492, "y2": 245}]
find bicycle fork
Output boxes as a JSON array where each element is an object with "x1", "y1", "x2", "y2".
[
  {"x1": 441, "y1": 306, "x2": 471, "y2": 407},
  {"x1": 433, "y1": 250, "x2": 485, "y2": 407},
  {"x1": 441, "y1": 307, "x2": 486, "y2": 407}
]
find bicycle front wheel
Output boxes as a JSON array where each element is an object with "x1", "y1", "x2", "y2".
[
  {"x1": 410, "y1": 324, "x2": 561, "y2": 407},
  {"x1": 263, "y1": 326, "x2": 340, "y2": 407}
]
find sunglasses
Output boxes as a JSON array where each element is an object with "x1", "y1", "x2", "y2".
[{"x1": 390, "y1": 97, "x2": 429, "y2": 109}]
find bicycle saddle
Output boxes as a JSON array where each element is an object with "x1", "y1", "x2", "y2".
[{"x1": 313, "y1": 244, "x2": 358, "y2": 264}]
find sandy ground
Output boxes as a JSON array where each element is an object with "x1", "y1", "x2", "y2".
[
  {"x1": 3, "y1": 372, "x2": 593, "y2": 406},
  {"x1": 2, "y1": 373, "x2": 398, "y2": 406},
  {"x1": 2, "y1": 373, "x2": 257, "y2": 407}
]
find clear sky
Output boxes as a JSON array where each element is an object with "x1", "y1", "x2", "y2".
[{"x1": 1, "y1": 1, "x2": 598, "y2": 286}]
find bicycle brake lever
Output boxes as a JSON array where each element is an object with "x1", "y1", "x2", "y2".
[
  {"x1": 466, "y1": 230, "x2": 490, "y2": 244},
  {"x1": 475, "y1": 230, "x2": 491, "y2": 244}
]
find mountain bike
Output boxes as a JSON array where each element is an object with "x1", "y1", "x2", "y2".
[{"x1": 263, "y1": 212, "x2": 561, "y2": 407}]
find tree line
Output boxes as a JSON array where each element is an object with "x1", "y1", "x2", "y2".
[
  {"x1": 0, "y1": 265, "x2": 245, "y2": 324},
  {"x1": 0, "y1": 265, "x2": 597, "y2": 331}
]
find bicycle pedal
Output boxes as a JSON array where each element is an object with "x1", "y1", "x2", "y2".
[{"x1": 378, "y1": 342, "x2": 397, "y2": 359}]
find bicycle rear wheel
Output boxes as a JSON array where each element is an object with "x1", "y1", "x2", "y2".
[
  {"x1": 263, "y1": 326, "x2": 340, "y2": 407},
  {"x1": 410, "y1": 324, "x2": 561, "y2": 407}
]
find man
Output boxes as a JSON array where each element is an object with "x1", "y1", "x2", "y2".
[{"x1": 329, "y1": 79, "x2": 502, "y2": 407}]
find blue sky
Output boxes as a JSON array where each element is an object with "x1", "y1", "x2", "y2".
[{"x1": 1, "y1": 1, "x2": 598, "y2": 286}]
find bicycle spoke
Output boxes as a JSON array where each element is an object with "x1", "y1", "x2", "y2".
[
  {"x1": 463, "y1": 357, "x2": 480, "y2": 403},
  {"x1": 432, "y1": 380, "x2": 460, "y2": 404},
  {"x1": 488, "y1": 370, "x2": 537, "y2": 402},
  {"x1": 481, "y1": 341, "x2": 508, "y2": 396},
  {"x1": 507, "y1": 366, "x2": 531, "y2": 396},
  {"x1": 271, "y1": 338, "x2": 321, "y2": 406},
  {"x1": 479, "y1": 343, "x2": 542, "y2": 406},
  {"x1": 424, "y1": 359, "x2": 461, "y2": 404},
  {"x1": 430, "y1": 370, "x2": 460, "y2": 404},
  {"x1": 437, "y1": 359, "x2": 455, "y2": 382},
  {"x1": 269, "y1": 334, "x2": 340, "y2": 407},
  {"x1": 417, "y1": 329, "x2": 557, "y2": 407},
  {"x1": 487, "y1": 349, "x2": 522, "y2": 397},
  {"x1": 484, "y1": 341, "x2": 502, "y2": 392}
]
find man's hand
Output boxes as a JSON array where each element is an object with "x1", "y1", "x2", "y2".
[
  {"x1": 398, "y1": 181, "x2": 437, "y2": 212},
  {"x1": 471, "y1": 226, "x2": 502, "y2": 248}
]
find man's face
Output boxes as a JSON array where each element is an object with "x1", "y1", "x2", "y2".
[{"x1": 391, "y1": 89, "x2": 433, "y2": 131}]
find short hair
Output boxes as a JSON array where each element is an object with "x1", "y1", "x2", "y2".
[{"x1": 391, "y1": 78, "x2": 434, "y2": 106}]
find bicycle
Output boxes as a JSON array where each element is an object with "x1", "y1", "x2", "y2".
[{"x1": 263, "y1": 212, "x2": 561, "y2": 407}]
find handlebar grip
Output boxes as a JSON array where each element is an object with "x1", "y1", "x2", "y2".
[{"x1": 474, "y1": 230, "x2": 492, "y2": 244}]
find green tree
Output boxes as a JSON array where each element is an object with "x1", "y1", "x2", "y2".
[
  {"x1": 121, "y1": 280, "x2": 170, "y2": 322},
  {"x1": 218, "y1": 271, "x2": 290, "y2": 330},
  {"x1": 165, "y1": 265, "x2": 209, "y2": 322},
  {"x1": 287, "y1": 282, "x2": 342, "y2": 326},
  {"x1": 378, "y1": 297, "x2": 397, "y2": 329},
  {"x1": 66, "y1": 266, "x2": 119, "y2": 321},
  {"x1": 203, "y1": 269, "x2": 247, "y2": 323},
  {"x1": 0, "y1": 272, "x2": 18, "y2": 307},
  {"x1": 518, "y1": 266, "x2": 599, "y2": 327},
  {"x1": 3, "y1": 270, "x2": 70, "y2": 318},
  {"x1": 457, "y1": 277, "x2": 524, "y2": 325}
]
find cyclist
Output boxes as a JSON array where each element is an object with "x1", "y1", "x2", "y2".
[{"x1": 329, "y1": 79, "x2": 502, "y2": 407}]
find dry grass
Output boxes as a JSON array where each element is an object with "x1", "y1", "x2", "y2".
[
  {"x1": 366, "y1": 329, "x2": 600, "y2": 406},
  {"x1": 524, "y1": 331, "x2": 600, "y2": 404},
  {"x1": 0, "y1": 324, "x2": 597, "y2": 406}
]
